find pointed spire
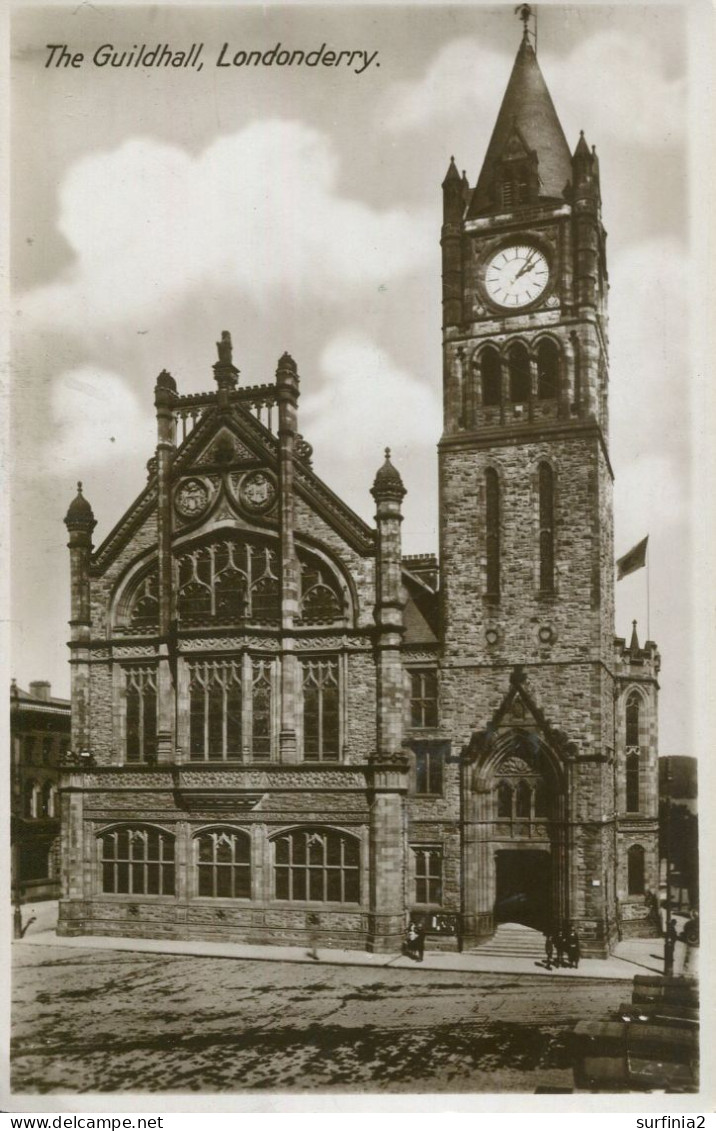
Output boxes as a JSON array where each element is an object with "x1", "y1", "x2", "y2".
[
  {"x1": 468, "y1": 34, "x2": 572, "y2": 216},
  {"x1": 629, "y1": 620, "x2": 640, "y2": 653},
  {"x1": 442, "y1": 155, "x2": 461, "y2": 187},
  {"x1": 574, "y1": 129, "x2": 590, "y2": 159}
]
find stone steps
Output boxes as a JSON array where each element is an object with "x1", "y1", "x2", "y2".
[{"x1": 466, "y1": 924, "x2": 546, "y2": 960}]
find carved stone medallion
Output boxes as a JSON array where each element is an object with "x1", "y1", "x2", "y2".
[
  {"x1": 239, "y1": 470, "x2": 277, "y2": 513},
  {"x1": 175, "y1": 477, "x2": 210, "y2": 519}
]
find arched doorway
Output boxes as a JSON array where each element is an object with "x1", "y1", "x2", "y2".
[{"x1": 495, "y1": 849, "x2": 552, "y2": 931}]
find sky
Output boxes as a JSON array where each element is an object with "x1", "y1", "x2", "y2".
[{"x1": 9, "y1": 2, "x2": 700, "y2": 755}]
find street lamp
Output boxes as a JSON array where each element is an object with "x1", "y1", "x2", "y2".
[{"x1": 663, "y1": 758, "x2": 673, "y2": 976}]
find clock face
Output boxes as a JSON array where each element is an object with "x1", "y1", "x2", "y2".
[{"x1": 485, "y1": 245, "x2": 549, "y2": 308}]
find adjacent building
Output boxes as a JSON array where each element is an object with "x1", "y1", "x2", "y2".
[
  {"x1": 10, "y1": 680, "x2": 69, "y2": 903},
  {"x1": 59, "y1": 22, "x2": 660, "y2": 955}
]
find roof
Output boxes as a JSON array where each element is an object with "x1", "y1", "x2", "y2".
[
  {"x1": 468, "y1": 38, "x2": 572, "y2": 217},
  {"x1": 10, "y1": 684, "x2": 71, "y2": 715}
]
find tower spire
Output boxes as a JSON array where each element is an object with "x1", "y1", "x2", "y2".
[{"x1": 467, "y1": 22, "x2": 570, "y2": 217}]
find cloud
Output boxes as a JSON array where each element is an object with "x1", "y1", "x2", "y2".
[
  {"x1": 384, "y1": 32, "x2": 684, "y2": 150},
  {"x1": 21, "y1": 121, "x2": 432, "y2": 334},
  {"x1": 48, "y1": 366, "x2": 155, "y2": 474},
  {"x1": 610, "y1": 238, "x2": 689, "y2": 509},
  {"x1": 301, "y1": 333, "x2": 441, "y2": 542}
]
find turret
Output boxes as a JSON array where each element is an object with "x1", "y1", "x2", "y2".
[
  {"x1": 64, "y1": 482, "x2": 96, "y2": 760},
  {"x1": 441, "y1": 157, "x2": 464, "y2": 329},
  {"x1": 371, "y1": 449, "x2": 406, "y2": 756},
  {"x1": 64, "y1": 482, "x2": 96, "y2": 631},
  {"x1": 276, "y1": 351, "x2": 300, "y2": 760}
]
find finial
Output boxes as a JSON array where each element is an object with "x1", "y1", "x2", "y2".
[
  {"x1": 385, "y1": 447, "x2": 391, "y2": 460},
  {"x1": 217, "y1": 330, "x2": 233, "y2": 365},
  {"x1": 515, "y1": 3, "x2": 533, "y2": 42},
  {"x1": 77, "y1": 481, "x2": 83, "y2": 494}
]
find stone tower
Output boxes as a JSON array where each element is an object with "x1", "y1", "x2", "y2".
[{"x1": 438, "y1": 21, "x2": 658, "y2": 954}]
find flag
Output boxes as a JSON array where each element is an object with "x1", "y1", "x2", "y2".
[{"x1": 616, "y1": 536, "x2": 649, "y2": 580}]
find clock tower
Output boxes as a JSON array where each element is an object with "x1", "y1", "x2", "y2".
[{"x1": 438, "y1": 17, "x2": 645, "y2": 955}]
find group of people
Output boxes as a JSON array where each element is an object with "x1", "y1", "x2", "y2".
[
  {"x1": 404, "y1": 920, "x2": 426, "y2": 962},
  {"x1": 544, "y1": 925, "x2": 580, "y2": 969}
]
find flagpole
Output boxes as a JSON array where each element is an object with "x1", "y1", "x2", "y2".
[{"x1": 646, "y1": 539, "x2": 650, "y2": 642}]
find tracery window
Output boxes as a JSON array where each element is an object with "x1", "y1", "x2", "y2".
[
  {"x1": 128, "y1": 572, "x2": 159, "y2": 629},
  {"x1": 413, "y1": 846, "x2": 442, "y2": 905},
  {"x1": 125, "y1": 667, "x2": 157, "y2": 763},
  {"x1": 626, "y1": 692, "x2": 641, "y2": 746},
  {"x1": 515, "y1": 779, "x2": 531, "y2": 818},
  {"x1": 252, "y1": 660, "x2": 273, "y2": 761},
  {"x1": 497, "y1": 781, "x2": 513, "y2": 818},
  {"x1": 538, "y1": 463, "x2": 555, "y2": 592},
  {"x1": 298, "y1": 562, "x2": 343, "y2": 624},
  {"x1": 176, "y1": 538, "x2": 279, "y2": 625},
  {"x1": 409, "y1": 670, "x2": 438, "y2": 729},
  {"x1": 628, "y1": 844, "x2": 645, "y2": 896},
  {"x1": 481, "y1": 347, "x2": 502, "y2": 407},
  {"x1": 274, "y1": 828, "x2": 360, "y2": 903},
  {"x1": 302, "y1": 659, "x2": 339, "y2": 761},
  {"x1": 100, "y1": 826, "x2": 175, "y2": 895},
  {"x1": 196, "y1": 828, "x2": 251, "y2": 899},
  {"x1": 537, "y1": 339, "x2": 560, "y2": 399},
  {"x1": 485, "y1": 468, "x2": 500, "y2": 598},
  {"x1": 494, "y1": 750, "x2": 555, "y2": 822},
  {"x1": 189, "y1": 661, "x2": 242, "y2": 762},
  {"x1": 508, "y1": 343, "x2": 530, "y2": 403}
]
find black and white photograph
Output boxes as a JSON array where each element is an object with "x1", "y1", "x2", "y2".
[{"x1": 6, "y1": 0, "x2": 712, "y2": 1109}]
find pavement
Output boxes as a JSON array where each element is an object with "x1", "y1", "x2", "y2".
[{"x1": 15, "y1": 899, "x2": 694, "y2": 981}]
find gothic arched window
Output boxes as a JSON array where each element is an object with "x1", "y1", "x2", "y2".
[
  {"x1": 299, "y1": 563, "x2": 343, "y2": 624},
  {"x1": 626, "y1": 751, "x2": 640, "y2": 813},
  {"x1": 481, "y1": 347, "x2": 502, "y2": 407},
  {"x1": 273, "y1": 828, "x2": 360, "y2": 903},
  {"x1": 508, "y1": 343, "x2": 530, "y2": 403},
  {"x1": 497, "y1": 781, "x2": 513, "y2": 818},
  {"x1": 100, "y1": 826, "x2": 175, "y2": 896},
  {"x1": 515, "y1": 780, "x2": 531, "y2": 818},
  {"x1": 196, "y1": 828, "x2": 251, "y2": 899},
  {"x1": 537, "y1": 339, "x2": 560, "y2": 399},
  {"x1": 302, "y1": 659, "x2": 339, "y2": 762},
  {"x1": 125, "y1": 667, "x2": 157, "y2": 764},
  {"x1": 538, "y1": 463, "x2": 555, "y2": 592},
  {"x1": 626, "y1": 692, "x2": 641, "y2": 747},
  {"x1": 252, "y1": 660, "x2": 273, "y2": 761},
  {"x1": 628, "y1": 844, "x2": 645, "y2": 896},
  {"x1": 485, "y1": 468, "x2": 500, "y2": 598},
  {"x1": 189, "y1": 661, "x2": 242, "y2": 762},
  {"x1": 128, "y1": 572, "x2": 159, "y2": 630}
]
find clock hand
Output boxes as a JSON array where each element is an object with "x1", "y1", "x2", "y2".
[{"x1": 514, "y1": 252, "x2": 537, "y2": 281}]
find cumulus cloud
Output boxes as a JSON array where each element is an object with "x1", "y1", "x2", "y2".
[
  {"x1": 384, "y1": 32, "x2": 684, "y2": 149},
  {"x1": 21, "y1": 121, "x2": 432, "y2": 333},
  {"x1": 301, "y1": 333, "x2": 441, "y2": 541},
  {"x1": 610, "y1": 238, "x2": 689, "y2": 535},
  {"x1": 48, "y1": 366, "x2": 155, "y2": 474}
]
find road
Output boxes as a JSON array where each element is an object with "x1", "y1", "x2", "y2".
[{"x1": 12, "y1": 944, "x2": 627, "y2": 1094}]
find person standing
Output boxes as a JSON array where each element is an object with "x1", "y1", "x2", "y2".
[
  {"x1": 544, "y1": 932, "x2": 554, "y2": 970},
  {"x1": 567, "y1": 925, "x2": 580, "y2": 969},
  {"x1": 554, "y1": 927, "x2": 565, "y2": 968}
]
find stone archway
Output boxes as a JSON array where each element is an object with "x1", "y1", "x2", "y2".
[{"x1": 461, "y1": 674, "x2": 572, "y2": 945}]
